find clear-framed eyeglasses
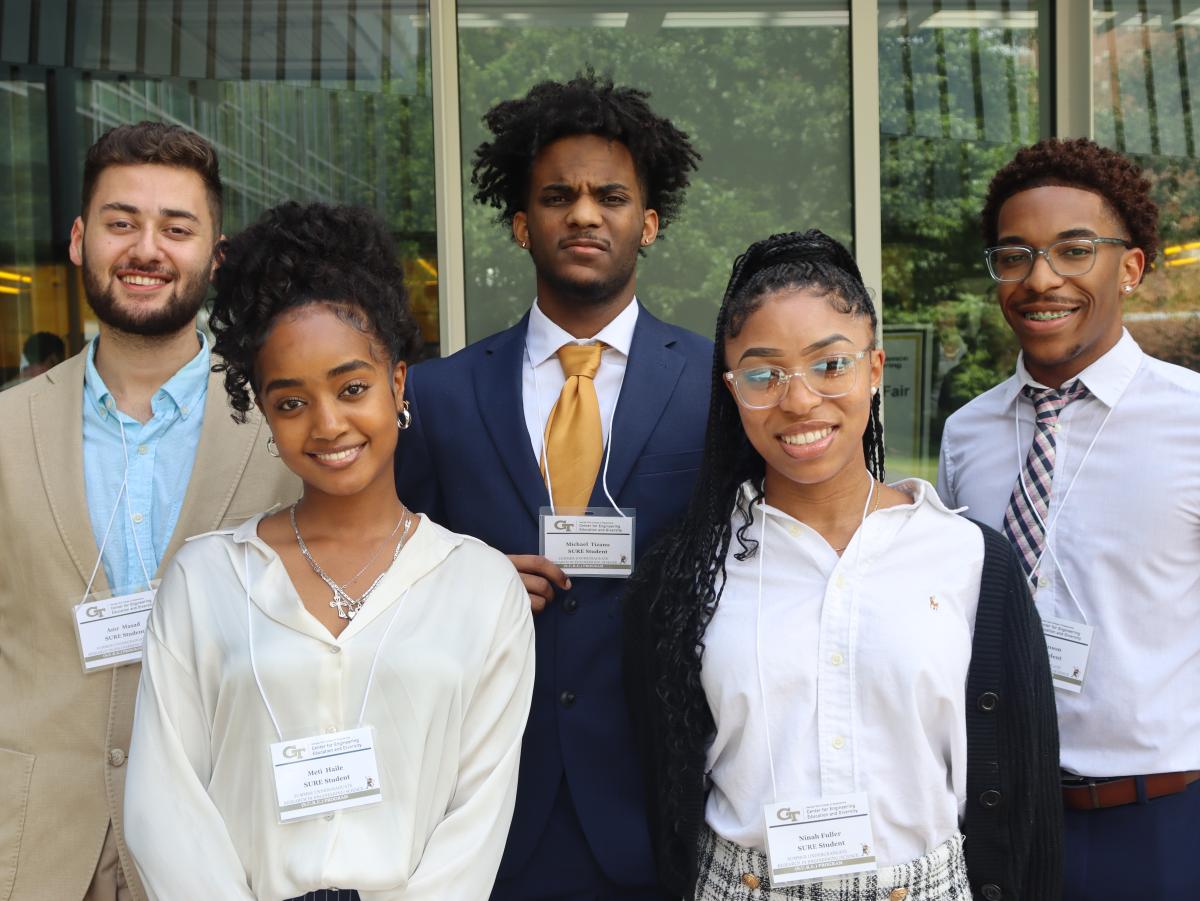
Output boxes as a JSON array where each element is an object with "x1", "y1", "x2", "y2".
[
  {"x1": 984, "y1": 237, "x2": 1131, "y2": 283},
  {"x1": 724, "y1": 350, "x2": 872, "y2": 409}
]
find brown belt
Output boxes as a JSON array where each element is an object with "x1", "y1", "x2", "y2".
[{"x1": 1062, "y1": 770, "x2": 1200, "y2": 811}]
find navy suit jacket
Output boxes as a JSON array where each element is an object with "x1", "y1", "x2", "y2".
[{"x1": 394, "y1": 304, "x2": 711, "y2": 886}]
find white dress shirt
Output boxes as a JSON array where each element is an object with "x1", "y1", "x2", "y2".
[
  {"x1": 124, "y1": 514, "x2": 534, "y2": 900},
  {"x1": 522, "y1": 296, "x2": 639, "y2": 464},
  {"x1": 938, "y1": 330, "x2": 1200, "y2": 777},
  {"x1": 702, "y1": 479, "x2": 982, "y2": 867}
]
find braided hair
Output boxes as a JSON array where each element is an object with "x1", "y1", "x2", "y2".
[
  {"x1": 471, "y1": 70, "x2": 700, "y2": 234},
  {"x1": 626, "y1": 230, "x2": 884, "y2": 870},
  {"x1": 208, "y1": 202, "x2": 422, "y2": 421}
]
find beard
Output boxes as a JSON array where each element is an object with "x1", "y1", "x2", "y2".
[
  {"x1": 530, "y1": 241, "x2": 640, "y2": 307},
  {"x1": 82, "y1": 251, "x2": 212, "y2": 337}
]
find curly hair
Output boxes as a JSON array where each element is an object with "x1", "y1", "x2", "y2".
[
  {"x1": 208, "y1": 202, "x2": 422, "y2": 421},
  {"x1": 83, "y1": 121, "x2": 223, "y2": 230},
  {"x1": 625, "y1": 230, "x2": 883, "y2": 872},
  {"x1": 982, "y1": 137, "x2": 1159, "y2": 269},
  {"x1": 471, "y1": 70, "x2": 700, "y2": 234}
]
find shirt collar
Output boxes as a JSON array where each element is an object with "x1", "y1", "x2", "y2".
[
  {"x1": 84, "y1": 331, "x2": 211, "y2": 421},
  {"x1": 1007, "y1": 328, "x2": 1143, "y2": 409},
  {"x1": 526, "y1": 296, "x2": 640, "y2": 367},
  {"x1": 740, "y1": 476, "x2": 952, "y2": 523}
]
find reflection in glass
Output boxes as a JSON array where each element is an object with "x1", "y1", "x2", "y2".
[
  {"x1": 457, "y1": 1, "x2": 853, "y2": 342},
  {"x1": 1094, "y1": 2, "x2": 1200, "y2": 376},
  {"x1": 1, "y1": 1, "x2": 439, "y2": 388},
  {"x1": 878, "y1": 1, "x2": 1042, "y2": 479}
]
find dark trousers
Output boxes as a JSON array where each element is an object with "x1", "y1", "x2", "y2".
[
  {"x1": 491, "y1": 778, "x2": 673, "y2": 901},
  {"x1": 1064, "y1": 777, "x2": 1200, "y2": 900}
]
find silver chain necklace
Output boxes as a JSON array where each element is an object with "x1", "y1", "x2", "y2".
[{"x1": 290, "y1": 504, "x2": 416, "y2": 620}]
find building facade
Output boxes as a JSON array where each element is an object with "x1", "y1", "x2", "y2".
[{"x1": 2, "y1": 0, "x2": 1197, "y2": 477}]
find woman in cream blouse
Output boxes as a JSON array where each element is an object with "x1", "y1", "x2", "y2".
[{"x1": 124, "y1": 203, "x2": 534, "y2": 900}]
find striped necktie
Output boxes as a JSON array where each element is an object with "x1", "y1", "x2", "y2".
[{"x1": 1002, "y1": 380, "x2": 1089, "y2": 580}]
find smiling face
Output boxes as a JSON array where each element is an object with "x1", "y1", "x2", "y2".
[
  {"x1": 255, "y1": 305, "x2": 405, "y2": 501},
  {"x1": 512, "y1": 134, "x2": 658, "y2": 312},
  {"x1": 994, "y1": 185, "x2": 1145, "y2": 387},
  {"x1": 69, "y1": 163, "x2": 218, "y2": 337},
  {"x1": 723, "y1": 289, "x2": 883, "y2": 494}
]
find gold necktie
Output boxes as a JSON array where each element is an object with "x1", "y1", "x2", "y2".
[{"x1": 542, "y1": 343, "x2": 605, "y2": 512}]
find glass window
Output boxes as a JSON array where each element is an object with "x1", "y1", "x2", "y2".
[
  {"x1": 456, "y1": 1, "x2": 854, "y2": 343},
  {"x1": 1094, "y1": 2, "x2": 1200, "y2": 376},
  {"x1": 878, "y1": 1, "x2": 1043, "y2": 479},
  {"x1": 1, "y1": 1, "x2": 438, "y2": 391}
]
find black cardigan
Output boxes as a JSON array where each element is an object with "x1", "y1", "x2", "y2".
[{"x1": 623, "y1": 522, "x2": 1062, "y2": 901}]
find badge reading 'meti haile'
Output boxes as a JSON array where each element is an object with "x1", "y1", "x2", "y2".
[
  {"x1": 270, "y1": 726, "x2": 383, "y2": 823},
  {"x1": 539, "y1": 507, "x2": 636, "y2": 578}
]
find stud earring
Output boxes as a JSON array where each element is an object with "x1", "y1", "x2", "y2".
[
  {"x1": 519, "y1": 240, "x2": 528, "y2": 249},
  {"x1": 871, "y1": 386, "x2": 879, "y2": 396},
  {"x1": 1123, "y1": 284, "x2": 1133, "y2": 294},
  {"x1": 266, "y1": 436, "x2": 280, "y2": 457},
  {"x1": 397, "y1": 401, "x2": 412, "y2": 431}
]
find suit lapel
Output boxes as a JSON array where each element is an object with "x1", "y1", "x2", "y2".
[
  {"x1": 30, "y1": 352, "x2": 110, "y2": 593},
  {"x1": 475, "y1": 316, "x2": 550, "y2": 523},
  {"x1": 597, "y1": 308, "x2": 686, "y2": 505},
  {"x1": 161, "y1": 370, "x2": 268, "y2": 568}
]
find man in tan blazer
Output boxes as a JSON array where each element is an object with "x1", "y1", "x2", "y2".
[{"x1": 0, "y1": 123, "x2": 298, "y2": 900}]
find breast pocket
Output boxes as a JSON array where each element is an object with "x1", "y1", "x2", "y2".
[{"x1": 631, "y1": 449, "x2": 704, "y2": 477}]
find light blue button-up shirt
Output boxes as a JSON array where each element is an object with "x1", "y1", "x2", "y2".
[{"x1": 83, "y1": 333, "x2": 210, "y2": 594}]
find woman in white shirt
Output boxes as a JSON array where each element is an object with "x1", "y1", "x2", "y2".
[
  {"x1": 124, "y1": 203, "x2": 535, "y2": 901},
  {"x1": 624, "y1": 230, "x2": 1060, "y2": 900}
]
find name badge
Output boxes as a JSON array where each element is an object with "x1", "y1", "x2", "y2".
[
  {"x1": 539, "y1": 507, "x2": 636, "y2": 578},
  {"x1": 1042, "y1": 614, "x2": 1094, "y2": 694},
  {"x1": 72, "y1": 586, "x2": 157, "y2": 673},
  {"x1": 270, "y1": 726, "x2": 383, "y2": 823},
  {"x1": 763, "y1": 792, "x2": 877, "y2": 886}
]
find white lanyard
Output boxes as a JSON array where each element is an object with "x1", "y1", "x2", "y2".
[
  {"x1": 244, "y1": 545, "x2": 409, "y2": 741},
  {"x1": 753, "y1": 475, "x2": 876, "y2": 801},
  {"x1": 1013, "y1": 386, "x2": 1116, "y2": 619},
  {"x1": 525, "y1": 341, "x2": 624, "y2": 517},
  {"x1": 80, "y1": 417, "x2": 154, "y2": 602}
]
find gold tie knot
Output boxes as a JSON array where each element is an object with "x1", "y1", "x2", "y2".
[{"x1": 557, "y1": 343, "x2": 604, "y2": 379}]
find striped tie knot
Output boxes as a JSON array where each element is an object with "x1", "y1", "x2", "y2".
[{"x1": 1027, "y1": 380, "x2": 1088, "y2": 424}]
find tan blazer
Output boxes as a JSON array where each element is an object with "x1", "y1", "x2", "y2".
[{"x1": 0, "y1": 349, "x2": 299, "y2": 901}]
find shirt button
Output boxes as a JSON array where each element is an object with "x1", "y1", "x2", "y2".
[
  {"x1": 131, "y1": 513, "x2": 144, "y2": 524},
  {"x1": 741, "y1": 873, "x2": 761, "y2": 890},
  {"x1": 1037, "y1": 577, "x2": 1049, "y2": 589},
  {"x1": 328, "y1": 644, "x2": 341, "y2": 654},
  {"x1": 787, "y1": 524, "x2": 800, "y2": 537},
  {"x1": 562, "y1": 597, "x2": 579, "y2": 613},
  {"x1": 108, "y1": 748, "x2": 126, "y2": 767},
  {"x1": 979, "y1": 789, "x2": 1002, "y2": 808},
  {"x1": 559, "y1": 690, "x2": 577, "y2": 708},
  {"x1": 832, "y1": 736, "x2": 846, "y2": 750},
  {"x1": 105, "y1": 397, "x2": 115, "y2": 409},
  {"x1": 830, "y1": 652, "x2": 844, "y2": 666},
  {"x1": 324, "y1": 814, "x2": 334, "y2": 821},
  {"x1": 137, "y1": 444, "x2": 148, "y2": 455},
  {"x1": 180, "y1": 405, "x2": 190, "y2": 415},
  {"x1": 835, "y1": 575, "x2": 846, "y2": 590}
]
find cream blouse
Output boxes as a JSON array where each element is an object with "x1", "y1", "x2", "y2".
[{"x1": 124, "y1": 513, "x2": 534, "y2": 900}]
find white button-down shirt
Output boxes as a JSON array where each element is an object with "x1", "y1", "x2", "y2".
[
  {"x1": 124, "y1": 514, "x2": 534, "y2": 900},
  {"x1": 522, "y1": 296, "x2": 639, "y2": 462},
  {"x1": 702, "y1": 479, "x2": 982, "y2": 867},
  {"x1": 938, "y1": 330, "x2": 1200, "y2": 777}
]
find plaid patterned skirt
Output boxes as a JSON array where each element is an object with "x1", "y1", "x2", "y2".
[{"x1": 695, "y1": 828, "x2": 970, "y2": 901}]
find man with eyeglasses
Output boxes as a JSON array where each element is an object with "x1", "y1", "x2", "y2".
[{"x1": 937, "y1": 137, "x2": 1200, "y2": 899}]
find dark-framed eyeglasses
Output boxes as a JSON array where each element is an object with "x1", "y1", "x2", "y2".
[
  {"x1": 724, "y1": 350, "x2": 872, "y2": 409},
  {"x1": 984, "y1": 237, "x2": 1132, "y2": 283}
]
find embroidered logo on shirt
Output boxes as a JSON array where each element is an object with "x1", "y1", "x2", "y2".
[{"x1": 929, "y1": 596, "x2": 939, "y2": 610}]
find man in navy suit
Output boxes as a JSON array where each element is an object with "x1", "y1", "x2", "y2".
[{"x1": 395, "y1": 73, "x2": 710, "y2": 899}]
